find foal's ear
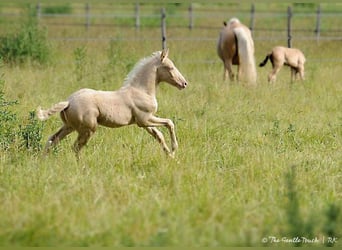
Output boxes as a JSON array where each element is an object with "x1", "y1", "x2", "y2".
[{"x1": 160, "y1": 48, "x2": 169, "y2": 62}]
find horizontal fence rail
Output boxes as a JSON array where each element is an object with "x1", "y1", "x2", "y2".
[{"x1": 0, "y1": 2, "x2": 342, "y2": 46}]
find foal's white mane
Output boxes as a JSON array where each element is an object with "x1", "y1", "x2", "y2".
[{"x1": 123, "y1": 51, "x2": 162, "y2": 86}]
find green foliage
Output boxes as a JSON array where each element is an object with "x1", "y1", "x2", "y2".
[
  {"x1": 106, "y1": 40, "x2": 136, "y2": 77},
  {"x1": 323, "y1": 204, "x2": 340, "y2": 247},
  {"x1": 0, "y1": 59, "x2": 43, "y2": 152},
  {"x1": 43, "y1": 4, "x2": 72, "y2": 15},
  {"x1": 284, "y1": 166, "x2": 314, "y2": 246},
  {"x1": 0, "y1": 20, "x2": 50, "y2": 65},
  {"x1": 73, "y1": 46, "x2": 87, "y2": 81},
  {"x1": 19, "y1": 111, "x2": 44, "y2": 153},
  {"x1": 0, "y1": 60, "x2": 18, "y2": 150},
  {"x1": 284, "y1": 166, "x2": 340, "y2": 247}
]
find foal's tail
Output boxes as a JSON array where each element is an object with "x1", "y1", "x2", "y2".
[
  {"x1": 259, "y1": 54, "x2": 271, "y2": 67},
  {"x1": 234, "y1": 27, "x2": 257, "y2": 85},
  {"x1": 37, "y1": 101, "x2": 69, "y2": 121}
]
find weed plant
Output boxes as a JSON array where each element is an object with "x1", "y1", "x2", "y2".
[
  {"x1": 0, "y1": 59, "x2": 18, "y2": 150},
  {"x1": 0, "y1": 20, "x2": 50, "y2": 65},
  {"x1": 42, "y1": 4, "x2": 72, "y2": 15}
]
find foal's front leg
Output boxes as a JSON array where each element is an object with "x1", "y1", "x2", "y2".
[
  {"x1": 143, "y1": 116, "x2": 178, "y2": 157},
  {"x1": 291, "y1": 67, "x2": 296, "y2": 82},
  {"x1": 145, "y1": 127, "x2": 172, "y2": 156}
]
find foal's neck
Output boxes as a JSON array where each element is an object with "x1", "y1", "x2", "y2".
[
  {"x1": 130, "y1": 63, "x2": 157, "y2": 95},
  {"x1": 125, "y1": 60, "x2": 158, "y2": 96}
]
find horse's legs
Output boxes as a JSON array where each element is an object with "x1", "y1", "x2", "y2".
[
  {"x1": 73, "y1": 129, "x2": 94, "y2": 159},
  {"x1": 268, "y1": 65, "x2": 282, "y2": 83},
  {"x1": 145, "y1": 127, "x2": 171, "y2": 155},
  {"x1": 224, "y1": 60, "x2": 234, "y2": 81},
  {"x1": 141, "y1": 116, "x2": 178, "y2": 157},
  {"x1": 291, "y1": 67, "x2": 296, "y2": 82},
  {"x1": 45, "y1": 125, "x2": 74, "y2": 152},
  {"x1": 223, "y1": 63, "x2": 228, "y2": 80},
  {"x1": 298, "y1": 64, "x2": 305, "y2": 80}
]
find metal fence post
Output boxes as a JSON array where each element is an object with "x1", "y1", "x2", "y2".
[
  {"x1": 85, "y1": 3, "x2": 90, "y2": 30},
  {"x1": 249, "y1": 3, "x2": 255, "y2": 35},
  {"x1": 36, "y1": 3, "x2": 41, "y2": 20},
  {"x1": 287, "y1": 6, "x2": 292, "y2": 48},
  {"x1": 135, "y1": 2, "x2": 140, "y2": 29},
  {"x1": 189, "y1": 3, "x2": 193, "y2": 30},
  {"x1": 161, "y1": 8, "x2": 167, "y2": 49},
  {"x1": 315, "y1": 4, "x2": 321, "y2": 42}
]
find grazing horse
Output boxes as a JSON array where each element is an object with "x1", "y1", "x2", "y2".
[
  {"x1": 259, "y1": 46, "x2": 306, "y2": 83},
  {"x1": 217, "y1": 17, "x2": 257, "y2": 86},
  {"x1": 37, "y1": 49, "x2": 188, "y2": 158}
]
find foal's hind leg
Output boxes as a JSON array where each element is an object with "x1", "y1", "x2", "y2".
[
  {"x1": 268, "y1": 64, "x2": 282, "y2": 83},
  {"x1": 145, "y1": 127, "x2": 171, "y2": 155},
  {"x1": 45, "y1": 125, "x2": 74, "y2": 153},
  {"x1": 73, "y1": 129, "x2": 95, "y2": 159}
]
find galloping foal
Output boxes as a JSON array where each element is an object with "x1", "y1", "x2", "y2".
[
  {"x1": 217, "y1": 17, "x2": 257, "y2": 86},
  {"x1": 259, "y1": 46, "x2": 306, "y2": 83},
  {"x1": 37, "y1": 49, "x2": 188, "y2": 159}
]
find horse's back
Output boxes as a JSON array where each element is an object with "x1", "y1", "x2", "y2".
[
  {"x1": 217, "y1": 27, "x2": 237, "y2": 62},
  {"x1": 70, "y1": 88, "x2": 135, "y2": 128},
  {"x1": 218, "y1": 21, "x2": 253, "y2": 63},
  {"x1": 280, "y1": 47, "x2": 305, "y2": 67}
]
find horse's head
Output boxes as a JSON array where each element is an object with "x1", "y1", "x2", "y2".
[{"x1": 156, "y1": 49, "x2": 188, "y2": 90}]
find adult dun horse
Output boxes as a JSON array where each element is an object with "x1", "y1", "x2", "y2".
[
  {"x1": 259, "y1": 46, "x2": 306, "y2": 83},
  {"x1": 217, "y1": 17, "x2": 257, "y2": 86},
  {"x1": 37, "y1": 49, "x2": 188, "y2": 158}
]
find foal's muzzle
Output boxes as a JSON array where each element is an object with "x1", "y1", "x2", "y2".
[
  {"x1": 180, "y1": 81, "x2": 188, "y2": 89},
  {"x1": 176, "y1": 77, "x2": 188, "y2": 89}
]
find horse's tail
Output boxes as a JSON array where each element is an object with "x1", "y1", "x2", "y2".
[
  {"x1": 37, "y1": 101, "x2": 69, "y2": 121},
  {"x1": 259, "y1": 54, "x2": 271, "y2": 67},
  {"x1": 234, "y1": 27, "x2": 257, "y2": 85}
]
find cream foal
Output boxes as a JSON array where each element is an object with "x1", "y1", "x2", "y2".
[
  {"x1": 37, "y1": 49, "x2": 188, "y2": 159},
  {"x1": 259, "y1": 46, "x2": 306, "y2": 83}
]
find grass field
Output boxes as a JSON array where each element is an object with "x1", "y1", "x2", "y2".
[{"x1": 0, "y1": 2, "x2": 341, "y2": 247}]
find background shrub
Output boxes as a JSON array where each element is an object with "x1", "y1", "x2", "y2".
[
  {"x1": 0, "y1": 59, "x2": 18, "y2": 150},
  {"x1": 19, "y1": 111, "x2": 44, "y2": 153},
  {"x1": 42, "y1": 4, "x2": 72, "y2": 15},
  {"x1": 0, "y1": 20, "x2": 50, "y2": 65}
]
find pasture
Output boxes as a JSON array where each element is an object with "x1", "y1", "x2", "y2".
[{"x1": 0, "y1": 2, "x2": 341, "y2": 247}]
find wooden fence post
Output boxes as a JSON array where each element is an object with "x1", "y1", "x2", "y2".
[
  {"x1": 287, "y1": 6, "x2": 292, "y2": 48},
  {"x1": 315, "y1": 4, "x2": 321, "y2": 42},
  {"x1": 161, "y1": 8, "x2": 167, "y2": 49},
  {"x1": 135, "y1": 2, "x2": 140, "y2": 29},
  {"x1": 188, "y1": 3, "x2": 193, "y2": 30},
  {"x1": 249, "y1": 3, "x2": 255, "y2": 35},
  {"x1": 36, "y1": 3, "x2": 41, "y2": 20},
  {"x1": 85, "y1": 3, "x2": 90, "y2": 30}
]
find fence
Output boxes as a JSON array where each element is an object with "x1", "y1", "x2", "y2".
[{"x1": 1, "y1": 2, "x2": 342, "y2": 48}]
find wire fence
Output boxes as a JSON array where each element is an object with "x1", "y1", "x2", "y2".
[
  {"x1": 1, "y1": 2, "x2": 342, "y2": 65},
  {"x1": 1, "y1": 2, "x2": 342, "y2": 44}
]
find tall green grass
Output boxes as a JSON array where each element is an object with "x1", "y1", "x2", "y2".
[{"x1": 0, "y1": 4, "x2": 341, "y2": 247}]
